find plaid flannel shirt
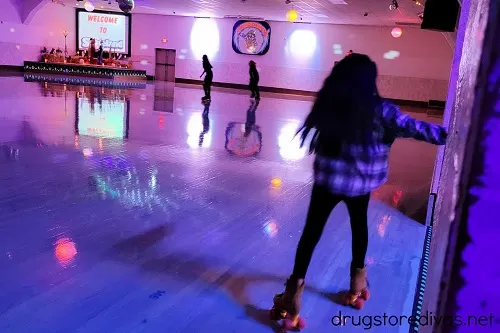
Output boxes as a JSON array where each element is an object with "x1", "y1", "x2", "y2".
[{"x1": 314, "y1": 100, "x2": 447, "y2": 197}]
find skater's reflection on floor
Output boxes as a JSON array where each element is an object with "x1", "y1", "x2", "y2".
[
  {"x1": 225, "y1": 100, "x2": 262, "y2": 157},
  {"x1": 199, "y1": 102, "x2": 211, "y2": 147},
  {"x1": 245, "y1": 100, "x2": 259, "y2": 137},
  {"x1": 187, "y1": 102, "x2": 212, "y2": 149}
]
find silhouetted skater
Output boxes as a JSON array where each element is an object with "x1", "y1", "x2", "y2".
[
  {"x1": 249, "y1": 61, "x2": 260, "y2": 100},
  {"x1": 200, "y1": 55, "x2": 213, "y2": 101}
]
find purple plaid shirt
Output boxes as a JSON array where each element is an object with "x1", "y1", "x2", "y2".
[{"x1": 314, "y1": 100, "x2": 447, "y2": 196}]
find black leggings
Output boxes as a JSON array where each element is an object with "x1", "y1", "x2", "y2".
[
  {"x1": 203, "y1": 81, "x2": 212, "y2": 98},
  {"x1": 292, "y1": 184, "x2": 370, "y2": 279},
  {"x1": 249, "y1": 81, "x2": 259, "y2": 98}
]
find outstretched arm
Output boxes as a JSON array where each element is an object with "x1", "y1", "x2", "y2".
[{"x1": 382, "y1": 102, "x2": 447, "y2": 145}]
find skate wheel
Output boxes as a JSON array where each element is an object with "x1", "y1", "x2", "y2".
[
  {"x1": 282, "y1": 319, "x2": 295, "y2": 330},
  {"x1": 353, "y1": 298, "x2": 364, "y2": 310},
  {"x1": 343, "y1": 294, "x2": 354, "y2": 306},
  {"x1": 282, "y1": 317, "x2": 305, "y2": 330},
  {"x1": 361, "y1": 288, "x2": 370, "y2": 300},
  {"x1": 296, "y1": 317, "x2": 306, "y2": 329}
]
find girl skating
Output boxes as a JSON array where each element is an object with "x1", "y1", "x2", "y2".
[
  {"x1": 270, "y1": 53, "x2": 448, "y2": 330},
  {"x1": 200, "y1": 55, "x2": 213, "y2": 102},
  {"x1": 249, "y1": 60, "x2": 260, "y2": 100}
]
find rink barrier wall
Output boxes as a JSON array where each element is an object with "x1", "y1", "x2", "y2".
[{"x1": 409, "y1": 193, "x2": 437, "y2": 332}]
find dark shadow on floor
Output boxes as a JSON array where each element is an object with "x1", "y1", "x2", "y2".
[
  {"x1": 108, "y1": 228, "x2": 351, "y2": 330},
  {"x1": 109, "y1": 225, "x2": 171, "y2": 259},
  {"x1": 17, "y1": 120, "x2": 44, "y2": 146}
]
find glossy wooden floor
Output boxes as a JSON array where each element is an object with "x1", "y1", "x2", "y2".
[{"x1": 0, "y1": 76, "x2": 442, "y2": 332}]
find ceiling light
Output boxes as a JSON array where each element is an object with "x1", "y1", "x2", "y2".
[
  {"x1": 391, "y1": 27, "x2": 403, "y2": 38},
  {"x1": 84, "y1": 1, "x2": 94, "y2": 11},
  {"x1": 286, "y1": 9, "x2": 298, "y2": 22},
  {"x1": 118, "y1": 0, "x2": 135, "y2": 13}
]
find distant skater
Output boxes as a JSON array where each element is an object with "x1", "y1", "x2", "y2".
[
  {"x1": 269, "y1": 53, "x2": 448, "y2": 331},
  {"x1": 88, "y1": 39, "x2": 96, "y2": 59},
  {"x1": 200, "y1": 55, "x2": 213, "y2": 101},
  {"x1": 249, "y1": 61, "x2": 260, "y2": 100},
  {"x1": 97, "y1": 41, "x2": 104, "y2": 65}
]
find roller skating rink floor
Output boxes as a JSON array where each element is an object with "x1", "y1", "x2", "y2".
[{"x1": 0, "y1": 76, "x2": 443, "y2": 332}]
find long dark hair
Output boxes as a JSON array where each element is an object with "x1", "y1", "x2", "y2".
[
  {"x1": 298, "y1": 53, "x2": 382, "y2": 154},
  {"x1": 249, "y1": 60, "x2": 257, "y2": 71},
  {"x1": 202, "y1": 55, "x2": 212, "y2": 69}
]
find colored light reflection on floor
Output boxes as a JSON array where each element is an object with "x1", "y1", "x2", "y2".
[
  {"x1": 54, "y1": 238, "x2": 77, "y2": 267},
  {"x1": 278, "y1": 123, "x2": 307, "y2": 160},
  {"x1": 263, "y1": 220, "x2": 279, "y2": 237},
  {"x1": 83, "y1": 148, "x2": 93, "y2": 157},
  {"x1": 271, "y1": 177, "x2": 282, "y2": 188},
  {"x1": 187, "y1": 113, "x2": 212, "y2": 148},
  {"x1": 377, "y1": 214, "x2": 391, "y2": 238}
]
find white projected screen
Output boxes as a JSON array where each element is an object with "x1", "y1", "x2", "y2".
[
  {"x1": 78, "y1": 11, "x2": 130, "y2": 54},
  {"x1": 78, "y1": 98, "x2": 126, "y2": 139}
]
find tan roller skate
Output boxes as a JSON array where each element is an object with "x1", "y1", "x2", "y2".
[
  {"x1": 344, "y1": 267, "x2": 370, "y2": 309},
  {"x1": 270, "y1": 278, "x2": 306, "y2": 331}
]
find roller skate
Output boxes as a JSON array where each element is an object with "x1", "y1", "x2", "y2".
[
  {"x1": 270, "y1": 278, "x2": 306, "y2": 331},
  {"x1": 344, "y1": 267, "x2": 370, "y2": 309}
]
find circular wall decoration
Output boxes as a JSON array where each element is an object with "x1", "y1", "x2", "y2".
[{"x1": 232, "y1": 20, "x2": 271, "y2": 55}]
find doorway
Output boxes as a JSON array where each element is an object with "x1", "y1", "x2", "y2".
[
  {"x1": 154, "y1": 48, "x2": 176, "y2": 112},
  {"x1": 155, "y1": 48, "x2": 176, "y2": 82}
]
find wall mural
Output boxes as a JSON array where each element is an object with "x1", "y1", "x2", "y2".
[{"x1": 232, "y1": 20, "x2": 271, "y2": 55}]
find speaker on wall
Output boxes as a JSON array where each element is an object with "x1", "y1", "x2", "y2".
[{"x1": 421, "y1": 0, "x2": 460, "y2": 32}]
